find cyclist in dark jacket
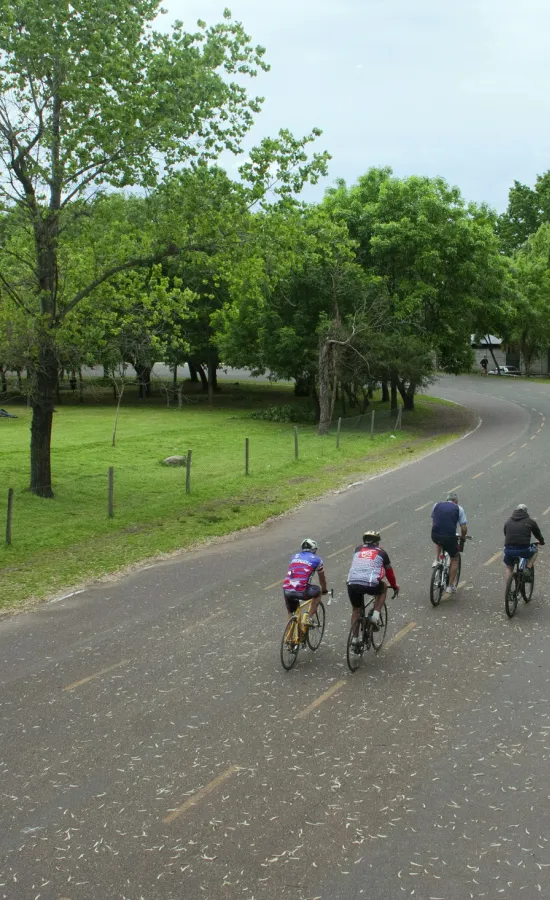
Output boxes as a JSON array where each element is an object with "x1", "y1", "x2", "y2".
[{"x1": 503, "y1": 504, "x2": 544, "y2": 586}]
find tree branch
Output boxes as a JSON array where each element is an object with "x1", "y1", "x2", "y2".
[
  {"x1": 58, "y1": 245, "x2": 182, "y2": 321},
  {"x1": 0, "y1": 271, "x2": 34, "y2": 314}
]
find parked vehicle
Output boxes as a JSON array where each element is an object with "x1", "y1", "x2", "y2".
[{"x1": 488, "y1": 365, "x2": 521, "y2": 376}]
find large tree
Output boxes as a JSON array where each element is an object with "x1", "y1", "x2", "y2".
[
  {"x1": 323, "y1": 169, "x2": 508, "y2": 408},
  {"x1": 498, "y1": 172, "x2": 550, "y2": 254},
  {"x1": 0, "y1": 0, "x2": 326, "y2": 496}
]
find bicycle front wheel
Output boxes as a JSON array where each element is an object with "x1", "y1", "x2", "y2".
[
  {"x1": 430, "y1": 565, "x2": 444, "y2": 606},
  {"x1": 371, "y1": 603, "x2": 388, "y2": 651},
  {"x1": 521, "y1": 567, "x2": 535, "y2": 602},
  {"x1": 306, "y1": 601, "x2": 326, "y2": 651},
  {"x1": 346, "y1": 621, "x2": 364, "y2": 672},
  {"x1": 505, "y1": 573, "x2": 519, "y2": 619},
  {"x1": 280, "y1": 618, "x2": 300, "y2": 670}
]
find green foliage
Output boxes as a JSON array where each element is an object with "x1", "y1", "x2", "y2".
[{"x1": 248, "y1": 404, "x2": 316, "y2": 423}]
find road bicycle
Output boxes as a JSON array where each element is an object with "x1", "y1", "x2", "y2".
[
  {"x1": 346, "y1": 588, "x2": 398, "y2": 672},
  {"x1": 505, "y1": 543, "x2": 539, "y2": 619},
  {"x1": 430, "y1": 535, "x2": 472, "y2": 606},
  {"x1": 280, "y1": 589, "x2": 333, "y2": 671}
]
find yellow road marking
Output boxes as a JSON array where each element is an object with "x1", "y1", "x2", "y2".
[
  {"x1": 327, "y1": 523, "x2": 397, "y2": 560},
  {"x1": 508, "y1": 451, "x2": 516, "y2": 457},
  {"x1": 64, "y1": 611, "x2": 223, "y2": 689},
  {"x1": 164, "y1": 765, "x2": 241, "y2": 824},
  {"x1": 180, "y1": 609, "x2": 224, "y2": 636},
  {"x1": 484, "y1": 551, "x2": 501, "y2": 567},
  {"x1": 543, "y1": 505, "x2": 550, "y2": 516},
  {"x1": 472, "y1": 472, "x2": 484, "y2": 479},
  {"x1": 264, "y1": 578, "x2": 283, "y2": 591},
  {"x1": 328, "y1": 544, "x2": 354, "y2": 559},
  {"x1": 63, "y1": 659, "x2": 131, "y2": 692},
  {"x1": 415, "y1": 502, "x2": 432, "y2": 512},
  {"x1": 296, "y1": 680, "x2": 346, "y2": 720},
  {"x1": 491, "y1": 460, "x2": 503, "y2": 467},
  {"x1": 384, "y1": 621, "x2": 417, "y2": 651}
]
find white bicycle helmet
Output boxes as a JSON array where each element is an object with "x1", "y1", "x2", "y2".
[{"x1": 301, "y1": 538, "x2": 318, "y2": 552}]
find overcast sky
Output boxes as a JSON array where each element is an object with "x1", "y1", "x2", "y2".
[{"x1": 161, "y1": 0, "x2": 550, "y2": 211}]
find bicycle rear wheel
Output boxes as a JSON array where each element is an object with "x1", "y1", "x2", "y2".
[
  {"x1": 280, "y1": 618, "x2": 300, "y2": 670},
  {"x1": 505, "y1": 572, "x2": 519, "y2": 619},
  {"x1": 346, "y1": 620, "x2": 365, "y2": 672},
  {"x1": 430, "y1": 564, "x2": 444, "y2": 606},
  {"x1": 521, "y1": 567, "x2": 535, "y2": 602},
  {"x1": 306, "y1": 601, "x2": 326, "y2": 651},
  {"x1": 371, "y1": 603, "x2": 388, "y2": 651}
]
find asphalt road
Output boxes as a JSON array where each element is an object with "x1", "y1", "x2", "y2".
[{"x1": 2, "y1": 375, "x2": 550, "y2": 900}]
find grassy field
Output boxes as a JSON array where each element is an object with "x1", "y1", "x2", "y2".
[{"x1": 0, "y1": 382, "x2": 466, "y2": 608}]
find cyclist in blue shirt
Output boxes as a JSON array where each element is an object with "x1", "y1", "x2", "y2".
[{"x1": 431, "y1": 491, "x2": 468, "y2": 594}]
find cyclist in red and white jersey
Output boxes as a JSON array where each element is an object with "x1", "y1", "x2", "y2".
[{"x1": 346, "y1": 529, "x2": 399, "y2": 637}]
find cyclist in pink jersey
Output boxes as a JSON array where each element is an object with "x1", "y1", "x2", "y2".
[{"x1": 283, "y1": 538, "x2": 329, "y2": 624}]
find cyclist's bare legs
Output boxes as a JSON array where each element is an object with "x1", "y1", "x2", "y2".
[
  {"x1": 373, "y1": 582, "x2": 388, "y2": 614},
  {"x1": 504, "y1": 564, "x2": 514, "y2": 587},
  {"x1": 526, "y1": 549, "x2": 538, "y2": 570},
  {"x1": 433, "y1": 542, "x2": 442, "y2": 563},
  {"x1": 308, "y1": 594, "x2": 321, "y2": 619},
  {"x1": 448, "y1": 554, "x2": 460, "y2": 586}
]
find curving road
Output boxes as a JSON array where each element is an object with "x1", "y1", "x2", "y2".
[{"x1": 2, "y1": 375, "x2": 550, "y2": 900}]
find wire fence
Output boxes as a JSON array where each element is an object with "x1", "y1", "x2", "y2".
[{"x1": 2, "y1": 406, "x2": 411, "y2": 548}]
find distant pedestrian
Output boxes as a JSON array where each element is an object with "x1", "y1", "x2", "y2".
[{"x1": 480, "y1": 356, "x2": 488, "y2": 376}]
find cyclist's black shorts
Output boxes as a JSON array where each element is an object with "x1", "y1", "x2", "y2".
[
  {"x1": 432, "y1": 531, "x2": 459, "y2": 559},
  {"x1": 347, "y1": 582, "x2": 384, "y2": 607},
  {"x1": 283, "y1": 584, "x2": 320, "y2": 613}
]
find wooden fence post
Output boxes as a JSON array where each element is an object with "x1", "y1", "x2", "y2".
[
  {"x1": 294, "y1": 425, "x2": 299, "y2": 460},
  {"x1": 336, "y1": 417, "x2": 342, "y2": 449},
  {"x1": 6, "y1": 488, "x2": 13, "y2": 545},
  {"x1": 108, "y1": 467, "x2": 114, "y2": 518},
  {"x1": 186, "y1": 449, "x2": 192, "y2": 494},
  {"x1": 245, "y1": 437, "x2": 250, "y2": 475},
  {"x1": 370, "y1": 409, "x2": 375, "y2": 438}
]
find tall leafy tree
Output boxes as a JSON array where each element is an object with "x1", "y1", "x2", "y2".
[
  {"x1": 498, "y1": 173, "x2": 550, "y2": 254},
  {"x1": 505, "y1": 224, "x2": 550, "y2": 375},
  {"x1": 323, "y1": 169, "x2": 507, "y2": 408},
  {"x1": 0, "y1": 0, "x2": 327, "y2": 496}
]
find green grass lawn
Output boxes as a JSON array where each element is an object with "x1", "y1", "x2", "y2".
[{"x1": 0, "y1": 382, "x2": 464, "y2": 608}]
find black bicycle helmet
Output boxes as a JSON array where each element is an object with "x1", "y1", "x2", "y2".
[{"x1": 363, "y1": 529, "x2": 381, "y2": 543}]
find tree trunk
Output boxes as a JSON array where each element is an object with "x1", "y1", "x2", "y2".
[
  {"x1": 30, "y1": 339, "x2": 58, "y2": 497},
  {"x1": 390, "y1": 373, "x2": 398, "y2": 411},
  {"x1": 397, "y1": 379, "x2": 416, "y2": 411},
  {"x1": 16, "y1": 368, "x2": 23, "y2": 394},
  {"x1": 196, "y1": 364, "x2": 208, "y2": 391},
  {"x1": 381, "y1": 380, "x2": 389, "y2": 403},
  {"x1": 78, "y1": 367, "x2": 84, "y2": 403},
  {"x1": 485, "y1": 343, "x2": 501, "y2": 374},
  {"x1": 188, "y1": 361, "x2": 199, "y2": 383},
  {"x1": 310, "y1": 377, "x2": 320, "y2": 422},
  {"x1": 317, "y1": 340, "x2": 332, "y2": 435},
  {"x1": 135, "y1": 365, "x2": 152, "y2": 398},
  {"x1": 0, "y1": 367, "x2": 6, "y2": 395},
  {"x1": 172, "y1": 365, "x2": 177, "y2": 387},
  {"x1": 207, "y1": 352, "x2": 217, "y2": 406}
]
